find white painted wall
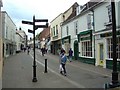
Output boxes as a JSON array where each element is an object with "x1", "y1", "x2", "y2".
[
  {"x1": 2, "y1": 11, "x2": 16, "y2": 57},
  {"x1": 62, "y1": 17, "x2": 79, "y2": 55},
  {"x1": 94, "y1": 2, "x2": 110, "y2": 32},
  {"x1": 116, "y1": 1, "x2": 120, "y2": 27},
  {"x1": 2, "y1": 12, "x2": 16, "y2": 42},
  {"x1": 15, "y1": 34, "x2": 22, "y2": 52}
]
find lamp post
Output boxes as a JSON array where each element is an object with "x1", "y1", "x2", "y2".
[
  {"x1": 22, "y1": 15, "x2": 48, "y2": 82},
  {"x1": 105, "y1": 0, "x2": 120, "y2": 88},
  {"x1": 111, "y1": 0, "x2": 119, "y2": 87},
  {"x1": 32, "y1": 16, "x2": 37, "y2": 82}
]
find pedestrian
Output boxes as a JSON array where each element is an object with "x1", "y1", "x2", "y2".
[
  {"x1": 60, "y1": 52, "x2": 68, "y2": 76},
  {"x1": 60, "y1": 48, "x2": 65, "y2": 54},
  {"x1": 27, "y1": 46, "x2": 30, "y2": 55},
  {"x1": 68, "y1": 48, "x2": 73, "y2": 62},
  {"x1": 23, "y1": 47, "x2": 26, "y2": 52},
  {"x1": 41, "y1": 47, "x2": 46, "y2": 56}
]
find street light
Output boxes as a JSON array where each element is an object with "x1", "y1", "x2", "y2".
[
  {"x1": 110, "y1": 0, "x2": 119, "y2": 87},
  {"x1": 105, "y1": 0, "x2": 120, "y2": 88},
  {"x1": 22, "y1": 15, "x2": 48, "y2": 82}
]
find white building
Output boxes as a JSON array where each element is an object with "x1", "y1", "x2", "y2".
[
  {"x1": 2, "y1": 11, "x2": 16, "y2": 57},
  {"x1": 93, "y1": 1, "x2": 120, "y2": 69},
  {"x1": 16, "y1": 29, "x2": 27, "y2": 51},
  {"x1": 15, "y1": 31, "x2": 24, "y2": 53},
  {"x1": 61, "y1": 1, "x2": 120, "y2": 70}
]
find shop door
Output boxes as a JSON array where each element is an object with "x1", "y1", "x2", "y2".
[
  {"x1": 74, "y1": 40, "x2": 78, "y2": 60},
  {"x1": 99, "y1": 44, "x2": 104, "y2": 66}
]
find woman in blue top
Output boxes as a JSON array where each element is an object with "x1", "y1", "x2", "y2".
[{"x1": 60, "y1": 52, "x2": 67, "y2": 76}]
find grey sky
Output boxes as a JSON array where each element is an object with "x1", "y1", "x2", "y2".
[{"x1": 2, "y1": 0, "x2": 90, "y2": 39}]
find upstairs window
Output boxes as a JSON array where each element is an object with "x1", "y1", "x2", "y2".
[
  {"x1": 66, "y1": 26, "x2": 69, "y2": 35},
  {"x1": 74, "y1": 21, "x2": 78, "y2": 35},
  {"x1": 107, "y1": 5, "x2": 112, "y2": 22},
  {"x1": 56, "y1": 25, "x2": 58, "y2": 35},
  {"x1": 87, "y1": 14, "x2": 93, "y2": 30},
  {"x1": 53, "y1": 27, "x2": 55, "y2": 36}
]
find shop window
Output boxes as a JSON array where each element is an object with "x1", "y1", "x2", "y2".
[
  {"x1": 107, "y1": 37, "x2": 120, "y2": 59},
  {"x1": 81, "y1": 41, "x2": 92, "y2": 57}
]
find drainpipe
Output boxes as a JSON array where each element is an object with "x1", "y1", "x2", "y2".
[
  {"x1": 60, "y1": 22, "x2": 63, "y2": 49},
  {"x1": 90, "y1": 9, "x2": 95, "y2": 65},
  {"x1": 93, "y1": 10, "x2": 95, "y2": 66}
]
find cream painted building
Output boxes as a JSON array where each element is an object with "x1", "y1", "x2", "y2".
[
  {"x1": 50, "y1": 13, "x2": 63, "y2": 54},
  {"x1": 0, "y1": 0, "x2": 3, "y2": 89},
  {"x1": 50, "y1": 2, "x2": 79, "y2": 55}
]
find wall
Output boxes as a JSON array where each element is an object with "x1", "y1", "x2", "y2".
[
  {"x1": 2, "y1": 11, "x2": 16, "y2": 57},
  {"x1": 94, "y1": 2, "x2": 110, "y2": 32},
  {"x1": 50, "y1": 13, "x2": 63, "y2": 41},
  {"x1": 116, "y1": 1, "x2": 120, "y2": 27},
  {"x1": 15, "y1": 33, "x2": 22, "y2": 52}
]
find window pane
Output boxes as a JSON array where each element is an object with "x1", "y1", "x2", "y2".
[{"x1": 81, "y1": 41, "x2": 92, "y2": 57}]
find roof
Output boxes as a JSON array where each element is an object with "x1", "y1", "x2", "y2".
[
  {"x1": 62, "y1": 0, "x2": 103, "y2": 25},
  {"x1": 50, "y1": 2, "x2": 79, "y2": 23},
  {"x1": 50, "y1": 13, "x2": 63, "y2": 23},
  {"x1": 39, "y1": 26, "x2": 50, "y2": 41},
  {"x1": 63, "y1": 2, "x2": 79, "y2": 22}
]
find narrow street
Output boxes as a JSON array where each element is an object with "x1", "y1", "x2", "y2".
[{"x1": 2, "y1": 49, "x2": 117, "y2": 88}]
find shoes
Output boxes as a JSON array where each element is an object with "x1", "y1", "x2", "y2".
[
  {"x1": 60, "y1": 71, "x2": 67, "y2": 76},
  {"x1": 64, "y1": 73, "x2": 67, "y2": 76},
  {"x1": 60, "y1": 71, "x2": 63, "y2": 75}
]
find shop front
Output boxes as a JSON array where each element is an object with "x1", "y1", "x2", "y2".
[{"x1": 77, "y1": 30, "x2": 95, "y2": 65}]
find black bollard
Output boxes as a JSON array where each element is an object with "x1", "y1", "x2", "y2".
[{"x1": 44, "y1": 59, "x2": 47, "y2": 73}]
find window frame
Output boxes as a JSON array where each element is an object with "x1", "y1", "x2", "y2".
[
  {"x1": 107, "y1": 37, "x2": 120, "y2": 59},
  {"x1": 81, "y1": 40, "x2": 92, "y2": 57}
]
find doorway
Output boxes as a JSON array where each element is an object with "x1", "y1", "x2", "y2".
[
  {"x1": 99, "y1": 43, "x2": 104, "y2": 66},
  {"x1": 74, "y1": 40, "x2": 78, "y2": 60}
]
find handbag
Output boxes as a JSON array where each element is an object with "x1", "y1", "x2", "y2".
[{"x1": 59, "y1": 64, "x2": 63, "y2": 71}]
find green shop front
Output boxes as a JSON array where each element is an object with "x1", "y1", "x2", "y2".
[
  {"x1": 100, "y1": 30, "x2": 120, "y2": 71},
  {"x1": 77, "y1": 30, "x2": 95, "y2": 65}
]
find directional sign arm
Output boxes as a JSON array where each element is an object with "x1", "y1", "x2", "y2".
[
  {"x1": 35, "y1": 19, "x2": 48, "y2": 22},
  {"x1": 22, "y1": 21, "x2": 33, "y2": 25},
  {"x1": 35, "y1": 25, "x2": 48, "y2": 29},
  {"x1": 28, "y1": 29, "x2": 33, "y2": 34}
]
